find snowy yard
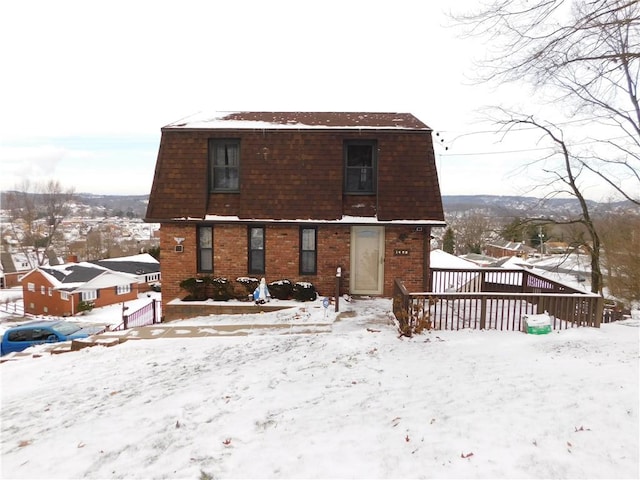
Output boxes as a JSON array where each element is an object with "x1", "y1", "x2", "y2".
[{"x1": 0, "y1": 292, "x2": 638, "y2": 479}]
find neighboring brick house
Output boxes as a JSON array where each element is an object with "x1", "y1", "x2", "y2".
[
  {"x1": 90, "y1": 253, "x2": 161, "y2": 292},
  {"x1": 145, "y1": 112, "x2": 445, "y2": 319},
  {"x1": 21, "y1": 262, "x2": 138, "y2": 317},
  {"x1": 0, "y1": 249, "x2": 61, "y2": 288}
]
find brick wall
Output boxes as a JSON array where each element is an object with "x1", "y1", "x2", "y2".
[
  {"x1": 22, "y1": 270, "x2": 138, "y2": 316},
  {"x1": 159, "y1": 222, "x2": 431, "y2": 317}
]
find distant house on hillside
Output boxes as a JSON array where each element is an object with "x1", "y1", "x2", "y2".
[
  {"x1": 485, "y1": 240, "x2": 536, "y2": 259},
  {"x1": 145, "y1": 111, "x2": 445, "y2": 320},
  {"x1": 0, "y1": 249, "x2": 62, "y2": 288},
  {"x1": 544, "y1": 241, "x2": 570, "y2": 254},
  {"x1": 20, "y1": 254, "x2": 160, "y2": 316}
]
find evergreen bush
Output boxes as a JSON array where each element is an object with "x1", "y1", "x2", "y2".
[
  {"x1": 268, "y1": 279, "x2": 293, "y2": 300},
  {"x1": 292, "y1": 281, "x2": 317, "y2": 301},
  {"x1": 179, "y1": 277, "x2": 207, "y2": 301}
]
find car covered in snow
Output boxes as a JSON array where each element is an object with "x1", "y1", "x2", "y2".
[{"x1": 0, "y1": 320, "x2": 106, "y2": 356}]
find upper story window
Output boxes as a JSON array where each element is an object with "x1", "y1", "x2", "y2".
[
  {"x1": 209, "y1": 139, "x2": 240, "y2": 192},
  {"x1": 198, "y1": 225, "x2": 213, "y2": 272},
  {"x1": 344, "y1": 140, "x2": 377, "y2": 194}
]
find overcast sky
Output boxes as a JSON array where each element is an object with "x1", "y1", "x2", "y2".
[{"x1": 0, "y1": 0, "x2": 624, "y2": 201}]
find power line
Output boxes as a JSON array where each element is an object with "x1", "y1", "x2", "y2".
[{"x1": 435, "y1": 135, "x2": 631, "y2": 157}]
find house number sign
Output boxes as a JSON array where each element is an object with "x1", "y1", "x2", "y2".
[{"x1": 394, "y1": 249, "x2": 410, "y2": 256}]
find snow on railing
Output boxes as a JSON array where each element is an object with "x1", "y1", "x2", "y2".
[{"x1": 0, "y1": 300, "x2": 25, "y2": 316}]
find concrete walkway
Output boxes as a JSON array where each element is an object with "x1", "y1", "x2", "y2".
[
  {"x1": 101, "y1": 321, "x2": 334, "y2": 339},
  {"x1": 0, "y1": 320, "x2": 335, "y2": 362}
]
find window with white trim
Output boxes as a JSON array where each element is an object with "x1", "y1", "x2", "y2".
[
  {"x1": 28, "y1": 282, "x2": 35, "y2": 292},
  {"x1": 81, "y1": 290, "x2": 97, "y2": 302},
  {"x1": 116, "y1": 284, "x2": 131, "y2": 295},
  {"x1": 60, "y1": 291, "x2": 69, "y2": 301}
]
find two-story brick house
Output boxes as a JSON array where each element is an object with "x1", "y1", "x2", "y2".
[{"x1": 145, "y1": 112, "x2": 445, "y2": 319}]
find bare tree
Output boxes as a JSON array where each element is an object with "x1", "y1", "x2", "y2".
[
  {"x1": 448, "y1": 212, "x2": 493, "y2": 255},
  {"x1": 451, "y1": 0, "x2": 640, "y2": 296},
  {"x1": 453, "y1": 0, "x2": 639, "y2": 204},
  {"x1": 4, "y1": 180, "x2": 75, "y2": 267},
  {"x1": 496, "y1": 114, "x2": 605, "y2": 293},
  {"x1": 598, "y1": 208, "x2": 640, "y2": 302}
]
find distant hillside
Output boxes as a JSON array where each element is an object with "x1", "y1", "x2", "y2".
[
  {"x1": 75, "y1": 193, "x2": 149, "y2": 218},
  {"x1": 442, "y1": 195, "x2": 633, "y2": 219},
  {"x1": 1, "y1": 191, "x2": 632, "y2": 221}
]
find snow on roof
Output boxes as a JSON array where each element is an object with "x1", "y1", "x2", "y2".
[
  {"x1": 164, "y1": 111, "x2": 431, "y2": 131},
  {"x1": 196, "y1": 214, "x2": 446, "y2": 226},
  {"x1": 92, "y1": 253, "x2": 158, "y2": 264},
  {"x1": 32, "y1": 260, "x2": 138, "y2": 292},
  {"x1": 430, "y1": 249, "x2": 480, "y2": 269}
]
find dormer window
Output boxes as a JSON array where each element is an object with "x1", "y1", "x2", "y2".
[
  {"x1": 209, "y1": 139, "x2": 240, "y2": 192},
  {"x1": 344, "y1": 140, "x2": 377, "y2": 194}
]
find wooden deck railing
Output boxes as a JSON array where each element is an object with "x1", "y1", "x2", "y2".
[{"x1": 394, "y1": 268, "x2": 603, "y2": 335}]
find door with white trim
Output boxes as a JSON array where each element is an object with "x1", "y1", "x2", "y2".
[{"x1": 350, "y1": 226, "x2": 384, "y2": 295}]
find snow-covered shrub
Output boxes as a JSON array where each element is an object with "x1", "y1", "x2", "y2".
[
  {"x1": 206, "y1": 277, "x2": 233, "y2": 301},
  {"x1": 293, "y1": 281, "x2": 316, "y2": 302},
  {"x1": 268, "y1": 279, "x2": 293, "y2": 300},
  {"x1": 179, "y1": 277, "x2": 207, "y2": 301},
  {"x1": 235, "y1": 277, "x2": 259, "y2": 300}
]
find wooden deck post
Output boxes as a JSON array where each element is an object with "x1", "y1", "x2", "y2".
[{"x1": 479, "y1": 296, "x2": 487, "y2": 330}]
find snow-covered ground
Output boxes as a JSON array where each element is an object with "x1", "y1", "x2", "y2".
[{"x1": 1, "y1": 288, "x2": 638, "y2": 479}]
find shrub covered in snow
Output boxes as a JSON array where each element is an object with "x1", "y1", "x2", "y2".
[
  {"x1": 293, "y1": 281, "x2": 317, "y2": 301},
  {"x1": 235, "y1": 277, "x2": 259, "y2": 299},
  {"x1": 206, "y1": 277, "x2": 233, "y2": 301},
  {"x1": 179, "y1": 277, "x2": 207, "y2": 301},
  {"x1": 268, "y1": 279, "x2": 293, "y2": 300}
]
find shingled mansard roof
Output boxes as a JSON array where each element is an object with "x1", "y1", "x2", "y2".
[
  {"x1": 164, "y1": 111, "x2": 431, "y2": 131},
  {"x1": 147, "y1": 111, "x2": 444, "y2": 224}
]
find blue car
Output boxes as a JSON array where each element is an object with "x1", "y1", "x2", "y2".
[{"x1": 0, "y1": 320, "x2": 106, "y2": 356}]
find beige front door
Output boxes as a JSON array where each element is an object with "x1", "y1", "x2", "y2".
[{"x1": 350, "y1": 226, "x2": 384, "y2": 295}]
